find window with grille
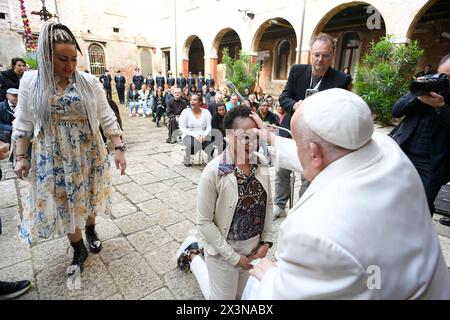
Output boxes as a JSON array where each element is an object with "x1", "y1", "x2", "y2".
[{"x1": 88, "y1": 44, "x2": 106, "y2": 76}]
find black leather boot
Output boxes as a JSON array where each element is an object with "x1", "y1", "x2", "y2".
[
  {"x1": 85, "y1": 225, "x2": 102, "y2": 253},
  {"x1": 440, "y1": 216, "x2": 450, "y2": 227},
  {"x1": 68, "y1": 239, "x2": 88, "y2": 276}
]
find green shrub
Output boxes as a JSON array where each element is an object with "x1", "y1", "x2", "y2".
[
  {"x1": 222, "y1": 47, "x2": 261, "y2": 94},
  {"x1": 354, "y1": 35, "x2": 423, "y2": 126},
  {"x1": 23, "y1": 51, "x2": 38, "y2": 70}
]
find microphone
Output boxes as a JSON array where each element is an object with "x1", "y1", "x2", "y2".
[{"x1": 225, "y1": 79, "x2": 245, "y2": 102}]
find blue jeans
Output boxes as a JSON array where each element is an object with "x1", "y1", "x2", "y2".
[
  {"x1": 129, "y1": 101, "x2": 139, "y2": 114},
  {"x1": 140, "y1": 100, "x2": 149, "y2": 116}
]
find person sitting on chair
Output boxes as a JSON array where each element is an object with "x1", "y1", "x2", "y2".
[{"x1": 179, "y1": 93, "x2": 213, "y2": 167}]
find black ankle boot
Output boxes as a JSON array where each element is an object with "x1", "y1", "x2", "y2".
[
  {"x1": 85, "y1": 225, "x2": 102, "y2": 254},
  {"x1": 68, "y1": 239, "x2": 88, "y2": 276}
]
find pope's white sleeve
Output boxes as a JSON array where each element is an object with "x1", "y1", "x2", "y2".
[
  {"x1": 247, "y1": 231, "x2": 372, "y2": 300},
  {"x1": 273, "y1": 137, "x2": 303, "y2": 173}
]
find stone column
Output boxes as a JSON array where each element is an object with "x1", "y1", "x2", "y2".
[
  {"x1": 182, "y1": 59, "x2": 189, "y2": 76},
  {"x1": 209, "y1": 56, "x2": 218, "y2": 81},
  {"x1": 299, "y1": 50, "x2": 310, "y2": 64}
]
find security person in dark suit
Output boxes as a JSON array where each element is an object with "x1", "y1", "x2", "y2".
[
  {"x1": 177, "y1": 72, "x2": 187, "y2": 89},
  {"x1": 99, "y1": 70, "x2": 112, "y2": 100},
  {"x1": 167, "y1": 71, "x2": 176, "y2": 88},
  {"x1": 197, "y1": 71, "x2": 205, "y2": 89},
  {"x1": 390, "y1": 54, "x2": 450, "y2": 226},
  {"x1": 114, "y1": 70, "x2": 126, "y2": 104},
  {"x1": 146, "y1": 73, "x2": 155, "y2": 91},
  {"x1": 205, "y1": 73, "x2": 215, "y2": 90},
  {"x1": 133, "y1": 68, "x2": 145, "y2": 90},
  {"x1": 155, "y1": 71, "x2": 165, "y2": 89},
  {"x1": 187, "y1": 71, "x2": 195, "y2": 91},
  {"x1": 278, "y1": 33, "x2": 352, "y2": 202}
]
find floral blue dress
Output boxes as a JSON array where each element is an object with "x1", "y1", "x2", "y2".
[{"x1": 19, "y1": 83, "x2": 113, "y2": 244}]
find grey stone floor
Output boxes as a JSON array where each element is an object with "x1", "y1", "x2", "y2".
[{"x1": 0, "y1": 107, "x2": 449, "y2": 300}]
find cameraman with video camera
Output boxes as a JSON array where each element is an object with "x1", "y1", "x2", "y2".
[{"x1": 390, "y1": 54, "x2": 450, "y2": 226}]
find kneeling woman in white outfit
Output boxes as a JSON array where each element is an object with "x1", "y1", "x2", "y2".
[{"x1": 176, "y1": 106, "x2": 273, "y2": 300}]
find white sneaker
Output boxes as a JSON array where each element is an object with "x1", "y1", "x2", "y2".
[
  {"x1": 129, "y1": 113, "x2": 133, "y2": 117},
  {"x1": 175, "y1": 235, "x2": 199, "y2": 262},
  {"x1": 273, "y1": 206, "x2": 286, "y2": 220},
  {"x1": 176, "y1": 235, "x2": 201, "y2": 273}
]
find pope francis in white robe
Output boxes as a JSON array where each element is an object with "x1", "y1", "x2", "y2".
[{"x1": 244, "y1": 89, "x2": 450, "y2": 300}]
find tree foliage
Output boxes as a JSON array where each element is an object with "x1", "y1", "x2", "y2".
[
  {"x1": 354, "y1": 35, "x2": 423, "y2": 126},
  {"x1": 222, "y1": 47, "x2": 261, "y2": 94}
]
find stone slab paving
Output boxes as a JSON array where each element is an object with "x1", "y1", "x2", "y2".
[{"x1": 0, "y1": 104, "x2": 449, "y2": 300}]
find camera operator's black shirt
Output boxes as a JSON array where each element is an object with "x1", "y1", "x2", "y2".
[{"x1": 403, "y1": 107, "x2": 436, "y2": 156}]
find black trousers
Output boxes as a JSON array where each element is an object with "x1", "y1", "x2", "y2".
[
  {"x1": 105, "y1": 87, "x2": 112, "y2": 100},
  {"x1": 167, "y1": 116, "x2": 178, "y2": 140},
  {"x1": 407, "y1": 152, "x2": 442, "y2": 215},
  {"x1": 116, "y1": 86, "x2": 125, "y2": 103},
  {"x1": 183, "y1": 136, "x2": 214, "y2": 163}
]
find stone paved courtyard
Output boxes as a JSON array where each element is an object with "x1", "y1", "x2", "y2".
[{"x1": 1, "y1": 104, "x2": 450, "y2": 300}]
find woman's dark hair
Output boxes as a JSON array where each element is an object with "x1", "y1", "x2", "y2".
[
  {"x1": 224, "y1": 106, "x2": 252, "y2": 129},
  {"x1": 191, "y1": 93, "x2": 200, "y2": 102},
  {"x1": 11, "y1": 57, "x2": 26, "y2": 67}
]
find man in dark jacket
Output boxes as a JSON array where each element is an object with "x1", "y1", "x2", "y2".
[
  {"x1": 155, "y1": 71, "x2": 166, "y2": 90},
  {"x1": 0, "y1": 88, "x2": 18, "y2": 144},
  {"x1": 146, "y1": 73, "x2": 155, "y2": 90},
  {"x1": 390, "y1": 54, "x2": 450, "y2": 227},
  {"x1": 132, "y1": 68, "x2": 145, "y2": 90},
  {"x1": 167, "y1": 71, "x2": 176, "y2": 88},
  {"x1": 187, "y1": 71, "x2": 195, "y2": 91},
  {"x1": 177, "y1": 72, "x2": 187, "y2": 89},
  {"x1": 279, "y1": 33, "x2": 351, "y2": 116},
  {"x1": 278, "y1": 32, "x2": 352, "y2": 206},
  {"x1": 114, "y1": 70, "x2": 126, "y2": 104},
  {"x1": 0, "y1": 58, "x2": 25, "y2": 102},
  {"x1": 166, "y1": 88, "x2": 187, "y2": 143},
  {"x1": 99, "y1": 70, "x2": 112, "y2": 100},
  {"x1": 197, "y1": 71, "x2": 205, "y2": 89},
  {"x1": 205, "y1": 73, "x2": 215, "y2": 90}
]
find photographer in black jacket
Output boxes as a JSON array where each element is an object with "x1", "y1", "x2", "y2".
[{"x1": 390, "y1": 54, "x2": 450, "y2": 226}]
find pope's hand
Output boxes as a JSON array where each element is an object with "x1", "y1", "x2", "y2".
[
  {"x1": 249, "y1": 258, "x2": 277, "y2": 281},
  {"x1": 250, "y1": 112, "x2": 276, "y2": 145},
  {"x1": 292, "y1": 100, "x2": 304, "y2": 112}
]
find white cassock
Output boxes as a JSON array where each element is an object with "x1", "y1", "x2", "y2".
[{"x1": 244, "y1": 133, "x2": 450, "y2": 299}]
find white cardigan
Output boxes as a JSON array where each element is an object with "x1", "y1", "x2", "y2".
[
  {"x1": 13, "y1": 70, "x2": 122, "y2": 139},
  {"x1": 195, "y1": 152, "x2": 273, "y2": 267}
]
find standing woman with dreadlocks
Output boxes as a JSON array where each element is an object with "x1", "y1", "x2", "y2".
[{"x1": 12, "y1": 22, "x2": 127, "y2": 276}]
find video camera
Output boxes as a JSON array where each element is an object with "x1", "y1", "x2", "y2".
[{"x1": 410, "y1": 73, "x2": 449, "y2": 97}]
